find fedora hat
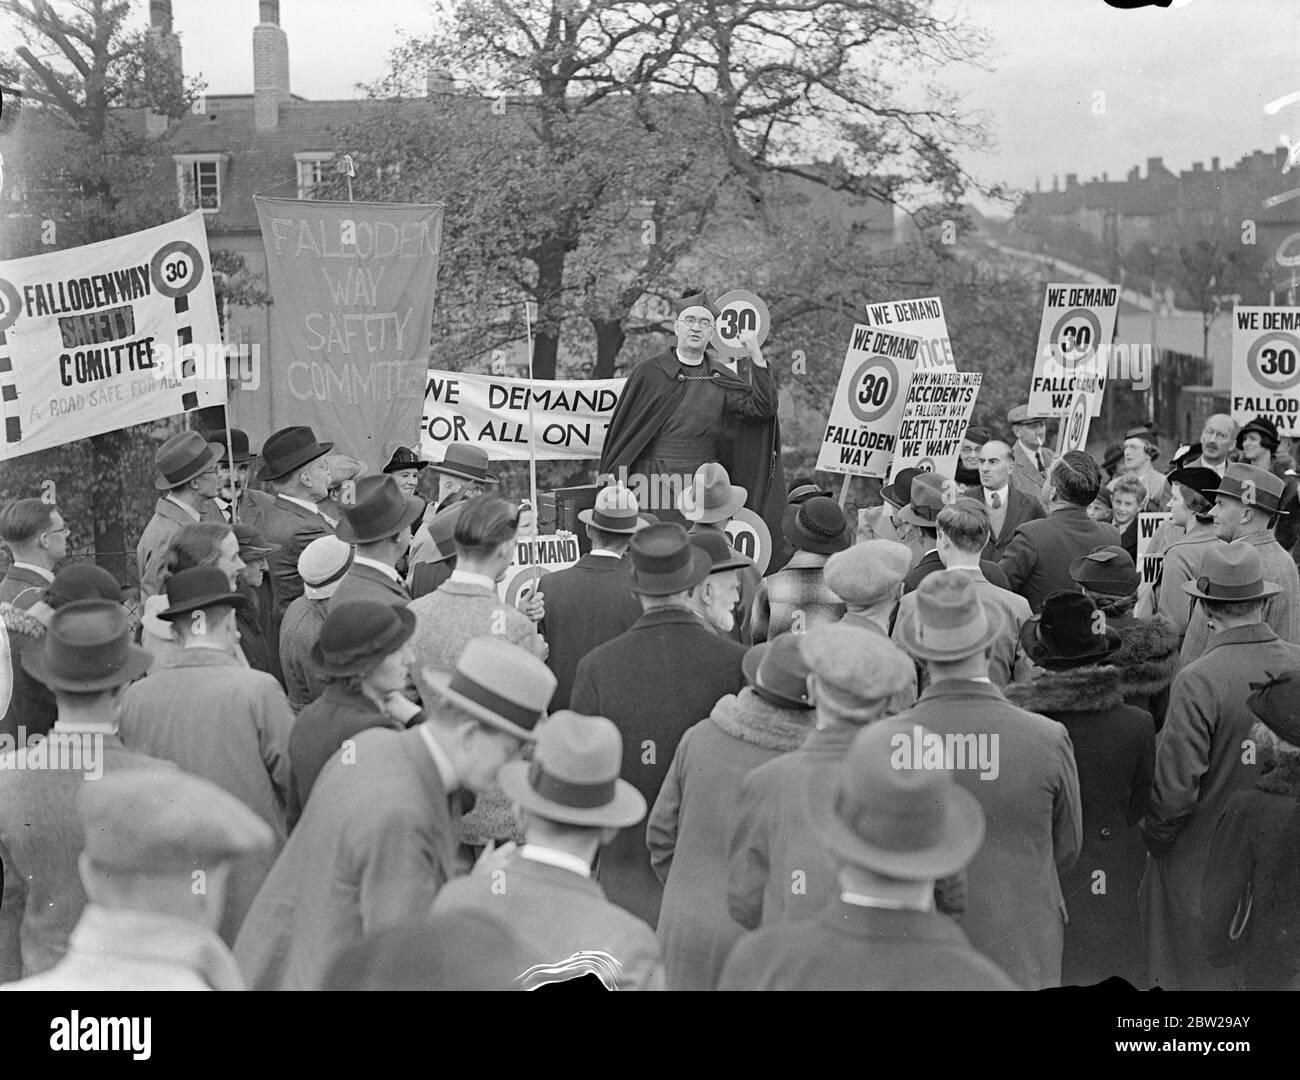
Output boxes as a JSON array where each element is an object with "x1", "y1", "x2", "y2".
[
  {"x1": 427, "y1": 444, "x2": 499, "y2": 485},
  {"x1": 1182, "y1": 542, "x2": 1282, "y2": 603},
  {"x1": 1069, "y1": 545, "x2": 1139, "y2": 596},
  {"x1": 878, "y1": 467, "x2": 922, "y2": 511},
  {"x1": 298, "y1": 535, "x2": 353, "y2": 601},
  {"x1": 811, "y1": 718, "x2": 985, "y2": 880},
  {"x1": 206, "y1": 428, "x2": 254, "y2": 466},
  {"x1": 1209, "y1": 462, "x2": 1289, "y2": 516},
  {"x1": 383, "y1": 446, "x2": 428, "y2": 474},
  {"x1": 689, "y1": 529, "x2": 751, "y2": 573},
  {"x1": 156, "y1": 567, "x2": 248, "y2": 621},
  {"x1": 419, "y1": 637, "x2": 556, "y2": 741},
  {"x1": 233, "y1": 523, "x2": 279, "y2": 562},
  {"x1": 335, "y1": 475, "x2": 426, "y2": 545},
  {"x1": 311, "y1": 601, "x2": 416, "y2": 678},
  {"x1": 623, "y1": 522, "x2": 712, "y2": 596},
  {"x1": 1020, "y1": 591, "x2": 1122, "y2": 669},
  {"x1": 742, "y1": 634, "x2": 815, "y2": 710},
  {"x1": 257, "y1": 426, "x2": 333, "y2": 481},
  {"x1": 578, "y1": 483, "x2": 647, "y2": 535},
  {"x1": 782, "y1": 495, "x2": 851, "y2": 555},
  {"x1": 896, "y1": 570, "x2": 1004, "y2": 662},
  {"x1": 679, "y1": 462, "x2": 747, "y2": 523},
  {"x1": 895, "y1": 473, "x2": 951, "y2": 530},
  {"x1": 1246, "y1": 673, "x2": 1300, "y2": 747},
  {"x1": 1237, "y1": 415, "x2": 1280, "y2": 453},
  {"x1": 498, "y1": 712, "x2": 646, "y2": 828},
  {"x1": 154, "y1": 430, "x2": 220, "y2": 491},
  {"x1": 22, "y1": 599, "x2": 152, "y2": 692}
]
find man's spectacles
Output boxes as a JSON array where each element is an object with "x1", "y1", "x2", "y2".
[{"x1": 677, "y1": 317, "x2": 714, "y2": 329}]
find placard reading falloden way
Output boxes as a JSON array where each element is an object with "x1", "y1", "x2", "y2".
[
  {"x1": 1230, "y1": 305, "x2": 1300, "y2": 435},
  {"x1": 886, "y1": 370, "x2": 983, "y2": 482},
  {"x1": 1027, "y1": 283, "x2": 1120, "y2": 419}
]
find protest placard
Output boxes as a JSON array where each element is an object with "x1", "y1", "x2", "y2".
[
  {"x1": 886, "y1": 370, "x2": 983, "y2": 482},
  {"x1": 861, "y1": 295, "x2": 955, "y2": 371},
  {"x1": 0, "y1": 213, "x2": 225, "y2": 460},
  {"x1": 500, "y1": 530, "x2": 581, "y2": 608},
  {"x1": 421, "y1": 369, "x2": 624, "y2": 462},
  {"x1": 1229, "y1": 305, "x2": 1300, "y2": 435},
  {"x1": 255, "y1": 196, "x2": 443, "y2": 470},
  {"x1": 724, "y1": 507, "x2": 773, "y2": 575},
  {"x1": 1136, "y1": 511, "x2": 1173, "y2": 587},
  {"x1": 1027, "y1": 283, "x2": 1120, "y2": 418},
  {"x1": 710, "y1": 290, "x2": 770, "y2": 358},
  {"x1": 1055, "y1": 389, "x2": 1095, "y2": 453}
]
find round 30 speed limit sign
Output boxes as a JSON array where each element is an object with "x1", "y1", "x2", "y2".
[
  {"x1": 149, "y1": 239, "x2": 205, "y2": 300},
  {"x1": 1059, "y1": 391, "x2": 1092, "y2": 452},
  {"x1": 710, "y1": 289, "x2": 770, "y2": 357},
  {"x1": 1246, "y1": 332, "x2": 1300, "y2": 392},
  {"x1": 724, "y1": 507, "x2": 773, "y2": 575},
  {"x1": 1049, "y1": 307, "x2": 1103, "y2": 368},
  {"x1": 846, "y1": 355, "x2": 901, "y2": 424}
]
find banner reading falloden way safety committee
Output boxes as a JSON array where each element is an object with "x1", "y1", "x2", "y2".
[
  {"x1": 0, "y1": 212, "x2": 225, "y2": 460},
  {"x1": 421, "y1": 369, "x2": 624, "y2": 462}
]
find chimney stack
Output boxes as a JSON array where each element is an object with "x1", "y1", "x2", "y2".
[
  {"x1": 1146, "y1": 156, "x2": 1164, "y2": 179},
  {"x1": 1065, "y1": 173, "x2": 1078, "y2": 188},
  {"x1": 1192, "y1": 161, "x2": 1203, "y2": 172},
  {"x1": 146, "y1": 0, "x2": 182, "y2": 137},
  {"x1": 254, "y1": 0, "x2": 290, "y2": 131},
  {"x1": 1212, "y1": 156, "x2": 1220, "y2": 172},
  {"x1": 1127, "y1": 166, "x2": 1140, "y2": 183}
]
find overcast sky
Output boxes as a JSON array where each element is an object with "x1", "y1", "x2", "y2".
[{"x1": 144, "y1": 0, "x2": 1300, "y2": 210}]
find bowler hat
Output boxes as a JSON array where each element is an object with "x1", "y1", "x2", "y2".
[
  {"x1": 311, "y1": 601, "x2": 416, "y2": 678},
  {"x1": 742, "y1": 634, "x2": 815, "y2": 710},
  {"x1": 498, "y1": 712, "x2": 646, "y2": 828},
  {"x1": 1209, "y1": 462, "x2": 1289, "y2": 516},
  {"x1": 824, "y1": 539, "x2": 912, "y2": 608},
  {"x1": 578, "y1": 483, "x2": 647, "y2": 535},
  {"x1": 798, "y1": 623, "x2": 915, "y2": 706},
  {"x1": 1246, "y1": 673, "x2": 1300, "y2": 747},
  {"x1": 154, "y1": 430, "x2": 220, "y2": 491},
  {"x1": 383, "y1": 445, "x2": 428, "y2": 474},
  {"x1": 427, "y1": 444, "x2": 499, "y2": 485},
  {"x1": 1007, "y1": 404, "x2": 1047, "y2": 425},
  {"x1": 335, "y1": 475, "x2": 426, "y2": 545},
  {"x1": 156, "y1": 567, "x2": 248, "y2": 621},
  {"x1": 1168, "y1": 466, "x2": 1223, "y2": 508},
  {"x1": 419, "y1": 637, "x2": 556, "y2": 741},
  {"x1": 21, "y1": 599, "x2": 152, "y2": 692},
  {"x1": 895, "y1": 570, "x2": 1004, "y2": 662},
  {"x1": 782, "y1": 496, "x2": 851, "y2": 555},
  {"x1": 896, "y1": 473, "x2": 952, "y2": 530},
  {"x1": 689, "y1": 529, "x2": 752, "y2": 573},
  {"x1": 298, "y1": 535, "x2": 353, "y2": 601},
  {"x1": 1069, "y1": 545, "x2": 1140, "y2": 596},
  {"x1": 233, "y1": 523, "x2": 279, "y2": 561},
  {"x1": 257, "y1": 426, "x2": 334, "y2": 482},
  {"x1": 879, "y1": 467, "x2": 922, "y2": 511},
  {"x1": 80, "y1": 768, "x2": 274, "y2": 873},
  {"x1": 623, "y1": 522, "x2": 712, "y2": 596},
  {"x1": 207, "y1": 428, "x2": 254, "y2": 466},
  {"x1": 44, "y1": 563, "x2": 123, "y2": 609},
  {"x1": 1237, "y1": 415, "x2": 1280, "y2": 453},
  {"x1": 679, "y1": 462, "x2": 747, "y2": 523},
  {"x1": 811, "y1": 718, "x2": 985, "y2": 880},
  {"x1": 1020, "y1": 591, "x2": 1122, "y2": 669},
  {"x1": 1182, "y1": 542, "x2": 1282, "y2": 603}
]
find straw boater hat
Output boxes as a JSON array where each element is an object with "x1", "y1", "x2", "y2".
[
  {"x1": 1181, "y1": 543, "x2": 1282, "y2": 604},
  {"x1": 427, "y1": 445, "x2": 500, "y2": 485},
  {"x1": 419, "y1": 637, "x2": 556, "y2": 741},
  {"x1": 678, "y1": 462, "x2": 747, "y2": 523},
  {"x1": 1019, "y1": 591, "x2": 1122, "y2": 670},
  {"x1": 895, "y1": 570, "x2": 1004, "y2": 662},
  {"x1": 21, "y1": 599, "x2": 152, "y2": 693},
  {"x1": 153, "y1": 430, "x2": 220, "y2": 491},
  {"x1": 298, "y1": 536, "x2": 353, "y2": 601},
  {"x1": 578, "y1": 483, "x2": 647, "y2": 535}
]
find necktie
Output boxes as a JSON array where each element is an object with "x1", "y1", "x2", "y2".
[
  {"x1": 990, "y1": 492, "x2": 1002, "y2": 509},
  {"x1": 1035, "y1": 451, "x2": 1044, "y2": 473}
]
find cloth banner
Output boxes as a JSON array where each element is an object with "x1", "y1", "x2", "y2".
[
  {"x1": 421, "y1": 369, "x2": 624, "y2": 462},
  {"x1": 885, "y1": 370, "x2": 983, "y2": 482},
  {"x1": 0, "y1": 212, "x2": 225, "y2": 460},
  {"x1": 1027, "y1": 284, "x2": 1120, "y2": 419},
  {"x1": 1230, "y1": 305, "x2": 1300, "y2": 436},
  {"x1": 255, "y1": 197, "x2": 443, "y2": 470}
]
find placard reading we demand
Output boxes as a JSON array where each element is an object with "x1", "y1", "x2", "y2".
[
  {"x1": 1230, "y1": 305, "x2": 1300, "y2": 436},
  {"x1": 1027, "y1": 284, "x2": 1120, "y2": 418}
]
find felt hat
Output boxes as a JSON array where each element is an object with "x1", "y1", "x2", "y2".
[
  {"x1": 689, "y1": 529, "x2": 752, "y2": 573},
  {"x1": 44, "y1": 563, "x2": 123, "y2": 608},
  {"x1": 742, "y1": 634, "x2": 815, "y2": 710},
  {"x1": 787, "y1": 482, "x2": 833, "y2": 504},
  {"x1": 1181, "y1": 542, "x2": 1282, "y2": 603},
  {"x1": 1168, "y1": 466, "x2": 1223, "y2": 508},
  {"x1": 298, "y1": 535, "x2": 354, "y2": 601},
  {"x1": 895, "y1": 570, "x2": 1004, "y2": 662},
  {"x1": 963, "y1": 425, "x2": 993, "y2": 446},
  {"x1": 1069, "y1": 545, "x2": 1140, "y2": 596},
  {"x1": 623, "y1": 522, "x2": 712, "y2": 596},
  {"x1": 879, "y1": 467, "x2": 922, "y2": 511},
  {"x1": 21, "y1": 599, "x2": 152, "y2": 692},
  {"x1": 578, "y1": 483, "x2": 647, "y2": 535},
  {"x1": 1246, "y1": 673, "x2": 1300, "y2": 747},
  {"x1": 1019, "y1": 590, "x2": 1122, "y2": 669},
  {"x1": 798, "y1": 623, "x2": 915, "y2": 707},
  {"x1": 1006, "y1": 404, "x2": 1047, "y2": 425},
  {"x1": 156, "y1": 567, "x2": 248, "y2": 621},
  {"x1": 679, "y1": 462, "x2": 747, "y2": 523},
  {"x1": 427, "y1": 444, "x2": 500, "y2": 485},
  {"x1": 782, "y1": 496, "x2": 851, "y2": 555},
  {"x1": 335, "y1": 475, "x2": 426, "y2": 545},
  {"x1": 1237, "y1": 415, "x2": 1280, "y2": 453},
  {"x1": 383, "y1": 446, "x2": 428, "y2": 474},
  {"x1": 310, "y1": 601, "x2": 416, "y2": 678},
  {"x1": 824, "y1": 539, "x2": 912, "y2": 608},
  {"x1": 498, "y1": 712, "x2": 646, "y2": 828},
  {"x1": 207, "y1": 428, "x2": 255, "y2": 466},
  {"x1": 80, "y1": 768, "x2": 274, "y2": 873},
  {"x1": 419, "y1": 637, "x2": 555, "y2": 741},
  {"x1": 257, "y1": 426, "x2": 333, "y2": 482},
  {"x1": 1090, "y1": 486, "x2": 1113, "y2": 510},
  {"x1": 1208, "y1": 462, "x2": 1290, "y2": 516},
  {"x1": 233, "y1": 523, "x2": 279, "y2": 561},
  {"x1": 812, "y1": 718, "x2": 985, "y2": 880},
  {"x1": 154, "y1": 430, "x2": 220, "y2": 491},
  {"x1": 1101, "y1": 443, "x2": 1124, "y2": 475},
  {"x1": 895, "y1": 473, "x2": 951, "y2": 530}
]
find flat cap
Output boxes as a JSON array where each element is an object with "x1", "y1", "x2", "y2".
[
  {"x1": 1006, "y1": 404, "x2": 1046, "y2": 425},
  {"x1": 797, "y1": 623, "x2": 914, "y2": 705},
  {"x1": 79, "y1": 769, "x2": 274, "y2": 873},
  {"x1": 824, "y1": 539, "x2": 912, "y2": 608}
]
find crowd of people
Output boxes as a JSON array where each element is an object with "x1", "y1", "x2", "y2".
[{"x1": 1, "y1": 394, "x2": 1299, "y2": 992}]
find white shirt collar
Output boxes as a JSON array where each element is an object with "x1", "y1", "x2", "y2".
[
  {"x1": 279, "y1": 493, "x2": 324, "y2": 515},
  {"x1": 841, "y1": 890, "x2": 933, "y2": 911},
  {"x1": 449, "y1": 568, "x2": 499, "y2": 591},
  {"x1": 520, "y1": 843, "x2": 593, "y2": 878},
  {"x1": 52, "y1": 720, "x2": 116, "y2": 735},
  {"x1": 164, "y1": 493, "x2": 202, "y2": 522},
  {"x1": 675, "y1": 348, "x2": 705, "y2": 368},
  {"x1": 10, "y1": 562, "x2": 55, "y2": 583},
  {"x1": 417, "y1": 724, "x2": 459, "y2": 792},
  {"x1": 352, "y1": 555, "x2": 402, "y2": 583},
  {"x1": 588, "y1": 548, "x2": 623, "y2": 559}
]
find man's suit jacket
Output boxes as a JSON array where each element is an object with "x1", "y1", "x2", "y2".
[
  {"x1": 571, "y1": 607, "x2": 746, "y2": 927},
  {"x1": 329, "y1": 562, "x2": 410, "y2": 610},
  {"x1": 901, "y1": 549, "x2": 1009, "y2": 596},
  {"x1": 261, "y1": 496, "x2": 335, "y2": 618},
  {"x1": 538, "y1": 553, "x2": 643, "y2": 710},
  {"x1": 136, "y1": 498, "x2": 202, "y2": 600},
  {"x1": 890, "y1": 680, "x2": 1083, "y2": 989},
  {"x1": 434, "y1": 851, "x2": 664, "y2": 990},
  {"x1": 975, "y1": 486, "x2": 1045, "y2": 562},
  {"x1": 1011, "y1": 442, "x2": 1055, "y2": 506},
  {"x1": 719, "y1": 900, "x2": 1017, "y2": 991},
  {"x1": 233, "y1": 725, "x2": 459, "y2": 991},
  {"x1": 0, "y1": 566, "x2": 51, "y2": 610},
  {"x1": 999, "y1": 505, "x2": 1122, "y2": 613}
]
